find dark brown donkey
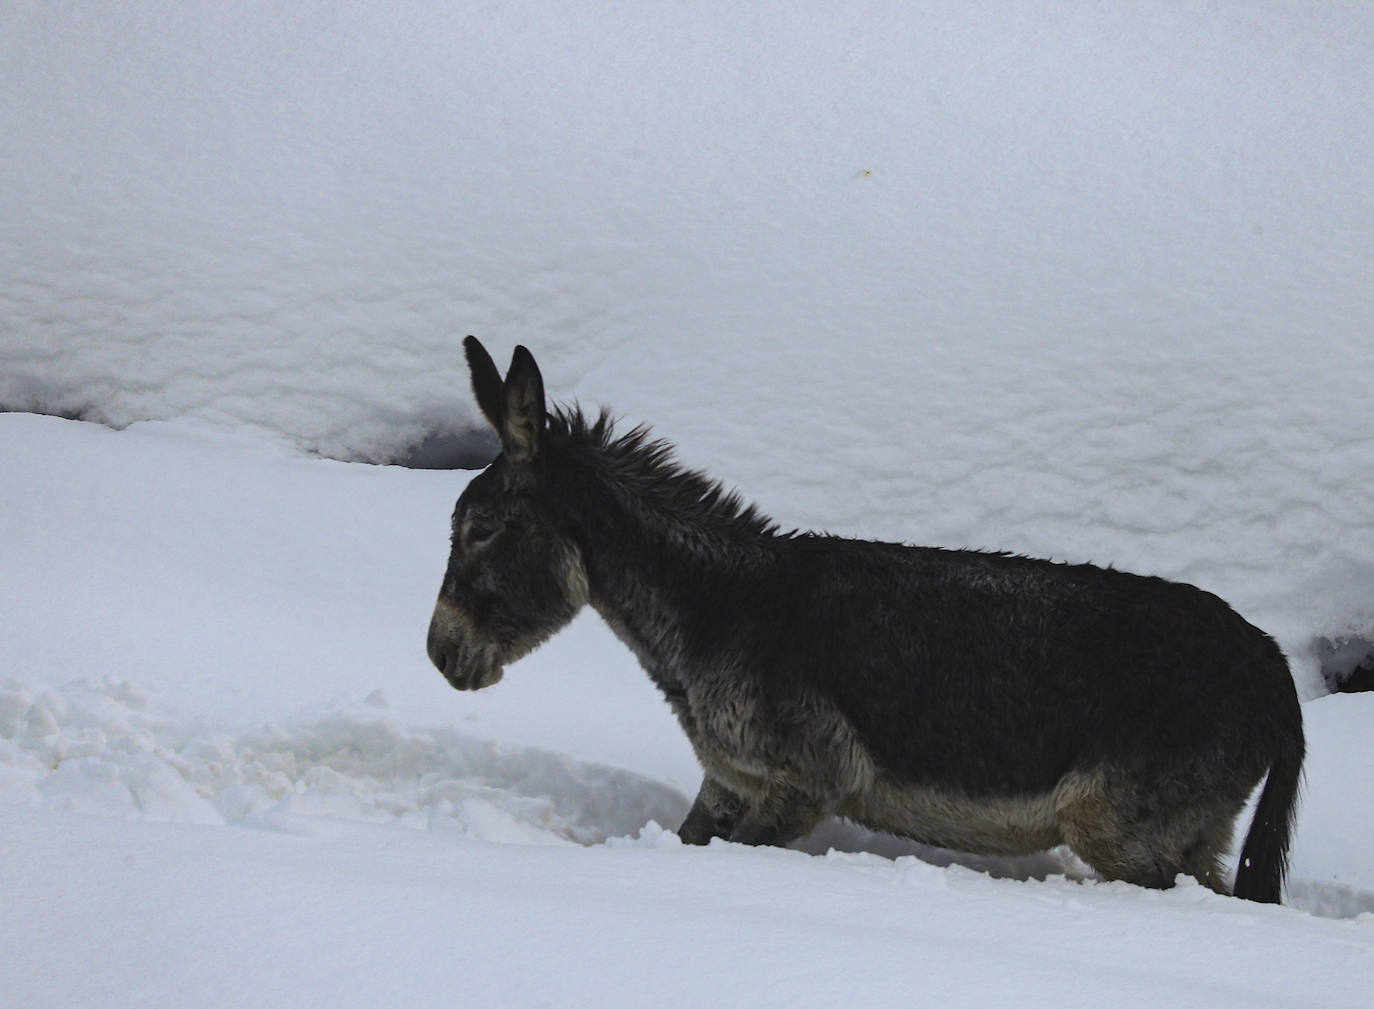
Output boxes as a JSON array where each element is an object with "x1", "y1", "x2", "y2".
[{"x1": 428, "y1": 337, "x2": 1304, "y2": 903}]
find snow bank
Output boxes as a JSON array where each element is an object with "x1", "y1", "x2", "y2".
[{"x1": 5, "y1": 3, "x2": 1371, "y2": 466}]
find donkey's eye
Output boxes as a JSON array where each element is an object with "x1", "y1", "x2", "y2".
[{"x1": 464, "y1": 521, "x2": 499, "y2": 551}]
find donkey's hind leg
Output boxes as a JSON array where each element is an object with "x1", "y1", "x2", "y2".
[
  {"x1": 678, "y1": 776, "x2": 748, "y2": 845},
  {"x1": 1055, "y1": 771, "x2": 1241, "y2": 894},
  {"x1": 1176, "y1": 812, "x2": 1238, "y2": 894}
]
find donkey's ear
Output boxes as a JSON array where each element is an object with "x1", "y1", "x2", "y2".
[
  {"x1": 464, "y1": 336, "x2": 506, "y2": 432},
  {"x1": 502, "y1": 345, "x2": 545, "y2": 466}
]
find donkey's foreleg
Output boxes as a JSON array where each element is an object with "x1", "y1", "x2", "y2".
[
  {"x1": 678, "y1": 776, "x2": 748, "y2": 845},
  {"x1": 727, "y1": 781, "x2": 826, "y2": 848}
]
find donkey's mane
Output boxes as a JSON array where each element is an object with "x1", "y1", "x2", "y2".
[{"x1": 549, "y1": 405, "x2": 782, "y2": 538}]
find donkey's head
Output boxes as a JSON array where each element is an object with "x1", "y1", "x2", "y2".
[{"x1": 426, "y1": 338, "x2": 589, "y2": 690}]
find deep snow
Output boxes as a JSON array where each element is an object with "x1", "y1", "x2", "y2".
[
  {"x1": 4, "y1": 2, "x2": 1374, "y2": 1006},
  {"x1": 4, "y1": 808, "x2": 1372, "y2": 1009},
  {"x1": 2, "y1": 416, "x2": 1373, "y2": 1009}
]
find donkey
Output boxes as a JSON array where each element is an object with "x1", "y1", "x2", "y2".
[{"x1": 427, "y1": 337, "x2": 1305, "y2": 903}]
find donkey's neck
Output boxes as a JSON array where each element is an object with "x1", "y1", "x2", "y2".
[
  {"x1": 552, "y1": 432, "x2": 772, "y2": 691},
  {"x1": 576, "y1": 491, "x2": 760, "y2": 691}
]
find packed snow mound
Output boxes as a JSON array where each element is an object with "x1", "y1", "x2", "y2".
[
  {"x1": 4, "y1": 2, "x2": 1371, "y2": 463},
  {"x1": 0, "y1": 678, "x2": 689, "y2": 845}
]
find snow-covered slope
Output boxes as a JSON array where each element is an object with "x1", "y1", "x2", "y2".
[
  {"x1": 6, "y1": 2, "x2": 1371, "y2": 465},
  {"x1": 3, "y1": 415, "x2": 1373, "y2": 1009}
]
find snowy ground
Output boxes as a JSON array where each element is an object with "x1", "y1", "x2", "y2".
[
  {"x1": 4, "y1": 2, "x2": 1374, "y2": 1006},
  {"x1": 3, "y1": 416, "x2": 1373, "y2": 1008}
]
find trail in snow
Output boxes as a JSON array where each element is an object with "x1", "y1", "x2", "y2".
[
  {"x1": 4, "y1": 675, "x2": 1371, "y2": 923},
  {"x1": 0, "y1": 678, "x2": 687, "y2": 846}
]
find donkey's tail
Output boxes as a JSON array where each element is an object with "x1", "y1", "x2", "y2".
[{"x1": 1232, "y1": 721, "x2": 1305, "y2": 904}]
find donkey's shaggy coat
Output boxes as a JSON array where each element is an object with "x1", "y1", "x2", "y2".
[{"x1": 428, "y1": 339, "x2": 1304, "y2": 903}]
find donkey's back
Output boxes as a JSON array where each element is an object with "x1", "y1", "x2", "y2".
[
  {"x1": 763, "y1": 538, "x2": 1290, "y2": 791},
  {"x1": 429, "y1": 338, "x2": 1305, "y2": 903}
]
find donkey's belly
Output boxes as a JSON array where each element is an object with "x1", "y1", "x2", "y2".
[{"x1": 841, "y1": 772, "x2": 1091, "y2": 855}]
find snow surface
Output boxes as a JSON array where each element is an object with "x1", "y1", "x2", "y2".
[
  {"x1": 3, "y1": 416, "x2": 1373, "y2": 1008},
  {"x1": 4, "y1": 2, "x2": 1374, "y2": 1006}
]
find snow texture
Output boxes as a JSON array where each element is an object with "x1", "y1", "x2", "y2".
[
  {"x1": 0, "y1": 678, "x2": 688, "y2": 846},
  {"x1": 3, "y1": 416, "x2": 1374, "y2": 1009}
]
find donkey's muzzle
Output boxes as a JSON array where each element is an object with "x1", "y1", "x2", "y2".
[
  {"x1": 426, "y1": 631, "x2": 504, "y2": 690},
  {"x1": 427, "y1": 600, "x2": 505, "y2": 691}
]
